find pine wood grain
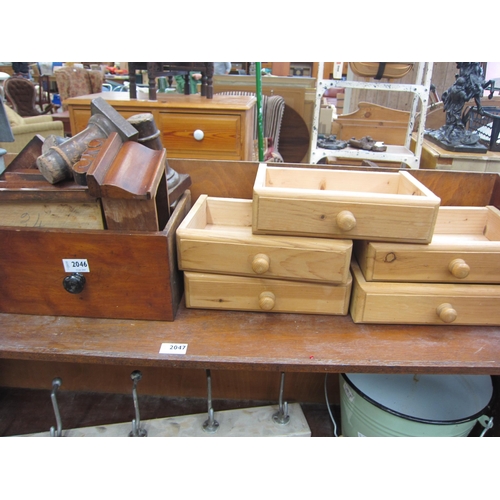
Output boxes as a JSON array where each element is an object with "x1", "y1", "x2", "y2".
[
  {"x1": 252, "y1": 165, "x2": 440, "y2": 243},
  {"x1": 184, "y1": 272, "x2": 352, "y2": 315},
  {"x1": 355, "y1": 206, "x2": 500, "y2": 283},
  {"x1": 177, "y1": 195, "x2": 352, "y2": 284},
  {"x1": 350, "y1": 259, "x2": 500, "y2": 325}
]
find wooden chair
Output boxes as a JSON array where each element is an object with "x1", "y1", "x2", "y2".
[
  {"x1": 3, "y1": 77, "x2": 49, "y2": 117},
  {"x1": 29, "y1": 63, "x2": 55, "y2": 114},
  {"x1": 216, "y1": 91, "x2": 286, "y2": 162},
  {"x1": 54, "y1": 66, "x2": 104, "y2": 110}
]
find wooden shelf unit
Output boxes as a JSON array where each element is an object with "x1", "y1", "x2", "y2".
[{"x1": 309, "y1": 62, "x2": 433, "y2": 168}]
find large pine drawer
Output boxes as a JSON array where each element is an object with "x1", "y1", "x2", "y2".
[
  {"x1": 355, "y1": 206, "x2": 500, "y2": 283},
  {"x1": 252, "y1": 164, "x2": 441, "y2": 243},
  {"x1": 177, "y1": 195, "x2": 352, "y2": 284},
  {"x1": 350, "y1": 259, "x2": 500, "y2": 325},
  {"x1": 184, "y1": 271, "x2": 352, "y2": 315}
]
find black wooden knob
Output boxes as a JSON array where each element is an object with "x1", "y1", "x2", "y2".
[{"x1": 63, "y1": 273, "x2": 86, "y2": 294}]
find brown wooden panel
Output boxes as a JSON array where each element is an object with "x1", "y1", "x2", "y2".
[
  {"x1": 279, "y1": 105, "x2": 310, "y2": 163},
  {"x1": 169, "y1": 158, "x2": 259, "y2": 201},
  {"x1": 411, "y1": 170, "x2": 498, "y2": 207},
  {"x1": 0, "y1": 359, "x2": 336, "y2": 403},
  {"x1": 169, "y1": 159, "x2": 500, "y2": 209},
  {"x1": 0, "y1": 227, "x2": 172, "y2": 320}
]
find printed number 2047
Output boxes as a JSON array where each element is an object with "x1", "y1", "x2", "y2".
[{"x1": 170, "y1": 344, "x2": 186, "y2": 351}]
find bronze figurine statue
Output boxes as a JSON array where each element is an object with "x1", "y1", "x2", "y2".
[{"x1": 426, "y1": 62, "x2": 496, "y2": 152}]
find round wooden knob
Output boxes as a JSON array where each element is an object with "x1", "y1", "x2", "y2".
[
  {"x1": 259, "y1": 291, "x2": 276, "y2": 311},
  {"x1": 436, "y1": 303, "x2": 458, "y2": 323},
  {"x1": 193, "y1": 129, "x2": 204, "y2": 141},
  {"x1": 336, "y1": 210, "x2": 356, "y2": 231},
  {"x1": 252, "y1": 253, "x2": 270, "y2": 274},
  {"x1": 448, "y1": 258, "x2": 470, "y2": 279}
]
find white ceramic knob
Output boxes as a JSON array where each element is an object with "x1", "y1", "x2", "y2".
[{"x1": 193, "y1": 129, "x2": 204, "y2": 141}]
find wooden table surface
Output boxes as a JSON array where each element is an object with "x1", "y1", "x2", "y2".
[
  {"x1": 1, "y1": 302, "x2": 499, "y2": 375},
  {"x1": 2, "y1": 161, "x2": 500, "y2": 386}
]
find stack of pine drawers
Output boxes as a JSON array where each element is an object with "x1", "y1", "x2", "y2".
[
  {"x1": 177, "y1": 164, "x2": 445, "y2": 317},
  {"x1": 351, "y1": 205, "x2": 500, "y2": 325},
  {"x1": 176, "y1": 194, "x2": 353, "y2": 315}
]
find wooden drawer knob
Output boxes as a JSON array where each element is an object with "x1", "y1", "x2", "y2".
[
  {"x1": 448, "y1": 258, "x2": 470, "y2": 279},
  {"x1": 436, "y1": 303, "x2": 457, "y2": 323},
  {"x1": 336, "y1": 210, "x2": 356, "y2": 231},
  {"x1": 193, "y1": 129, "x2": 204, "y2": 141},
  {"x1": 259, "y1": 291, "x2": 276, "y2": 311},
  {"x1": 252, "y1": 253, "x2": 270, "y2": 274}
]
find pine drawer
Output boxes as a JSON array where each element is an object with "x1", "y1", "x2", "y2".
[
  {"x1": 177, "y1": 195, "x2": 352, "y2": 284},
  {"x1": 350, "y1": 259, "x2": 500, "y2": 325},
  {"x1": 184, "y1": 271, "x2": 352, "y2": 315},
  {"x1": 159, "y1": 112, "x2": 241, "y2": 159},
  {"x1": 252, "y1": 164, "x2": 441, "y2": 243},
  {"x1": 355, "y1": 206, "x2": 500, "y2": 283}
]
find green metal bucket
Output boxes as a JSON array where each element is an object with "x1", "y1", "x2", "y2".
[{"x1": 340, "y1": 373, "x2": 494, "y2": 437}]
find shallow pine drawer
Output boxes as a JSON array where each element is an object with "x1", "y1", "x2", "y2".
[
  {"x1": 355, "y1": 206, "x2": 500, "y2": 284},
  {"x1": 177, "y1": 195, "x2": 352, "y2": 284},
  {"x1": 252, "y1": 164, "x2": 441, "y2": 243},
  {"x1": 184, "y1": 271, "x2": 352, "y2": 315},
  {"x1": 350, "y1": 259, "x2": 500, "y2": 325}
]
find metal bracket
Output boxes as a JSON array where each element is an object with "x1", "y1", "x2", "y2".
[
  {"x1": 49, "y1": 377, "x2": 63, "y2": 437},
  {"x1": 479, "y1": 415, "x2": 494, "y2": 437},
  {"x1": 128, "y1": 370, "x2": 147, "y2": 437},
  {"x1": 273, "y1": 372, "x2": 290, "y2": 425},
  {"x1": 202, "y1": 369, "x2": 219, "y2": 433}
]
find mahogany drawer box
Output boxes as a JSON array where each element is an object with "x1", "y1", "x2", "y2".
[
  {"x1": 355, "y1": 206, "x2": 500, "y2": 284},
  {"x1": 350, "y1": 259, "x2": 500, "y2": 325},
  {"x1": 176, "y1": 195, "x2": 352, "y2": 284},
  {"x1": 0, "y1": 191, "x2": 191, "y2": 322},
  {"x1": 252, "y1": 164, "x2": 441, "y2": 243},
  {"x1": 184, "y1": 271, "x2": 352, "y2": 315}
]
